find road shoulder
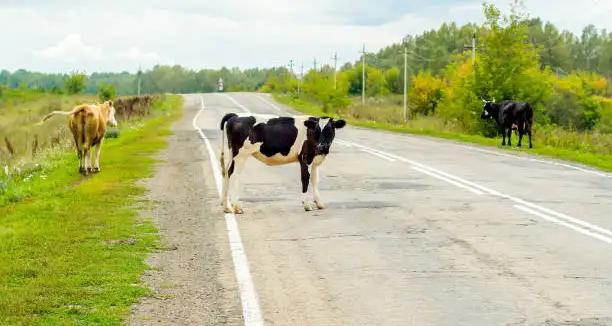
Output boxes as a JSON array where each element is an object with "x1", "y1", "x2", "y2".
[{"x1": 130, "y1": 95, "x2": 242, "y2": 325}]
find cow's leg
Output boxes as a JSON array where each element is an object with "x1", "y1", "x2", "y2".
[
  {"x1": 225, "y1": 155, "x2": 247, "y2": 214},
  {"x1": 517, "y1": 122, "x2": 525, "y2": 147},
  {"x1": 300, "y1": 161, "x2": 313, "y2": 211},
  {"x1": 501, "y1": 128, "x2": 506, "y2": 146},
  {"x1": 310, "y1": 163, "x2": 324, "y2": 209},
  {"x1": 506, "y1": 127, "x2": 512, "y2": 147},
  {"x1": 82, "y1": 146, "x2": 91, "y2": 175},
  {"x1": 93, "y1": 140, "x2": 103, "y2": 172},
  {"x1": 527, "y1": 124, "x2": 533, "y2": 148}
]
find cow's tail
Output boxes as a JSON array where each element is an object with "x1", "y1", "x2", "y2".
[
  {"x1": 40, "y1": 110, "x2": 72, "y2": 123},
  {"x1": 219, "y1": 113, "x2": 237, "y2": 177}
]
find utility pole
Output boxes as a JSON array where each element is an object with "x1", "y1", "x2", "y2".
[
  {"x1": 137, "y1": 65, "x2": 142, "y2": 96},
  {"x1": 464, "y1": 33, "x2": 477, "y2": 65},
  {"x1": 313, "y1": 58, "x2": 318, "y2": 71},
  {"x1": 298, "y1": 62, "x2": 304, "y2": 96},
  {"x1": 403, "y1": 43, "x2": 408, "y2": 122},
  {"x1": 331, "y1": 52, "x2": 338, "y2": 90},
  {"x1": 360, "y1": 44, "x2": 366, "y2": 106},
  {"x1": 288, "y1": 60, "x2": 295, "y2": 73}
]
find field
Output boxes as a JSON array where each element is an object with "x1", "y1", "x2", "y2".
[
  {"x1": 275, "y1": 94, "x2": 612, "y2": 172},
  {"x1": 0, "y1": 94, "x2": 182, "y2": 324},
  {"x1": 0, "y1": 89, "x2": 97, "y2": 166}
]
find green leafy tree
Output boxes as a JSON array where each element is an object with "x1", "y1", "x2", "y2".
[
  {"x1": 97, "y1": 83, "x2": 116, "y2": 102},
  {"x1": 64, "y1": 72, "x2": 87, "y2": 94}
]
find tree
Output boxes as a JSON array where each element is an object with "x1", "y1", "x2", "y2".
[
  {"x1": 409, "y1": 71, "x2": 444, "y2": 116},
  {"x1": 97, "y1": 83, "x2": 116, "y2": 102},
  {"x1": 64, "y1": 72, "x2": 87, "y2": 94}
]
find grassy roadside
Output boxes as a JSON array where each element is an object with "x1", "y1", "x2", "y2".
[
  {"x1": 274, "y1": 94, "x2": 612, "y2": 172},
  {"x1": 0, "y1": 95, "x2": 183, "y2": 325}
]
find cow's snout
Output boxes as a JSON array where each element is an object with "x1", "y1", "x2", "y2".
[{"x1": 317, "y1": 144, "x2": 330, "y2": 155}]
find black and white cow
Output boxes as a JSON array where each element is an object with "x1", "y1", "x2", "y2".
[
  {"x1": 219, "y1": 113, "x2": 346, "y2": 214},
  {"x1": 481, "y1": 100, "x2": 534, "y2": 148}
]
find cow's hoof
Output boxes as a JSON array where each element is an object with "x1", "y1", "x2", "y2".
[
  {"x1": 303, "y1": 202, "x2": 313, "y2": 211},
  {"x1": 92, "y1": 167, "x2": 101, "y2": 173},
  {"x1": 315, "y1": 201, "x2": 326, "y2": 210},
  {"x1": 223, "y1": 205, "x2": 233, "y2": 213},
  {"x1": 233, "y1": 204, "x2": 244, "y2": 214},
  {"x1": 79, "y1": 167, "x2": 85, "y2": 173}
]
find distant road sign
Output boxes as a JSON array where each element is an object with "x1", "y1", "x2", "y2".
[{"x1": 218, "y1": 78, "x2": 224, "y2": 92}]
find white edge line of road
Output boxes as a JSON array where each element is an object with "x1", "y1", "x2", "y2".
[
  {"x1": 193, "y1": 95, "x2": 264, "y2": 326},
  {"x1": 514, "y1": 205, "x2": 612, "y2": 245},
  {"x1": 458, "y1": 144, "x2": 610, "y2": 178},
  {"x1": 223, "y1": 93, "x2": 612, "y2": 246},
  {"x1": 334, "y1": 139, "x2": 612, "y2": 245}
]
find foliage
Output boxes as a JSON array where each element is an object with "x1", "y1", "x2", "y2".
[
  {"x1": 409, "y1": 71, "x2": 444, "y2": 116},
  {"x1": 97, "y1": 82, "x2": 116, "y2": 102},
  {"x1": 64, "y1": 72, "x2": 87, "y2": 95}
]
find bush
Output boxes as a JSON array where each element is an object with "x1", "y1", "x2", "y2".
[
  {"x1": 64, "y1": 72, "x2": 87, "y2": 95},
  {"x1": 97, "y1": 83, "x2": 116, "y2": 102},
  {"x1": 409, "y1": 71, "x2": 444, "y2": 116}
]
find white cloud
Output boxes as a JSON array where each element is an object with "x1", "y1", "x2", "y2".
[
  {"x1": 36, "y1": 34, "x2": 101, "y2": 61},
  {"x1": 1, "y1": 1, "x2": 610, "y2": 73},
  {"x1": 117, "y1": 47, "x2": 161, "y2": 63}
]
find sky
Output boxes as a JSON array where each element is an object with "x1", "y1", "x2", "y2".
[{"x1": 0, "y1": 0, "x2": 610, "y2": 73}]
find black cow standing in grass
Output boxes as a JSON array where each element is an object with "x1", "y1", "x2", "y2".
[{"x1": 481, "y1": 100, "x2": 534, "y2": 148}]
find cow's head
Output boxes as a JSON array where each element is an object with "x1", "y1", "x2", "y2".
[
  {"x1": 304, "y1": 117, "x2": 346, "y2": 155},
  {"x1": 103, "y1": 100, "x2": 118, "y2": 127},
  {"x1": 481, "y1": 99, "x2": 497, "y2": 120}
]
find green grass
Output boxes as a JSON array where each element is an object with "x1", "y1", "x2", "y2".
[
  {"x1": 0, "y1": 94, "x2": 183, "y2": 325},
  {"x1": 0, "y1": 88, "x2": 97, "y2": 164},
  {"x1": 274, "y1": 94, "x2": 612, "y2": 172}
]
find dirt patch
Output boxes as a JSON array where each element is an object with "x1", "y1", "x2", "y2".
[{"x1": 130, "y1": 95, "x2": 242, "y2": 325}]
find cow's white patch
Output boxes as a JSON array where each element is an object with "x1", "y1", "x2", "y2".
[
  {"x1": 483, "y1": 110, "x2": 489, "y2": 117},
  {"x1": 313, "y1": 154, "x2": 326, "y2": 166},
  {"x1": 318, "y1": 118, "x2": 330, "y2": 130}
]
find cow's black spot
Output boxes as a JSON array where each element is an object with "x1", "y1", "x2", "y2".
[
  {"x1": 249, "y1": 117, "x2": 298, "y2": 157},
  {"x1": 226, "y1": 116, "x2": 256, "y2": 156}
]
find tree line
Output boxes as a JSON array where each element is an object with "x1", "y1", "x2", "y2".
[{"x1": 263, "y1": 3, "x2": 612, "y2": 135}]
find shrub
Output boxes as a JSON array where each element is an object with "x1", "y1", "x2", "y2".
[
  {"x1": 64, "y1": 72, "x2": 87, "y2": 94},
  {"x1": 97, "y1": 83, "x2": 116, "y2": 102},
  {"x1": 409, "y1": 71, "x2": 444, "y2": 116}
]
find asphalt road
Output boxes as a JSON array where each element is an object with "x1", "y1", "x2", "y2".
[{"x1": 189, "y1": 92, "x2": 612, "y2": 326}]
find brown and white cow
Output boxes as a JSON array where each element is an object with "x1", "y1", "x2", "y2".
[
  {"x1": 219, "y1": 113, "x2": 345, "y2": 214},
  {"x1": 42, "y1": 101, "x2": 118, "y2": 175}
]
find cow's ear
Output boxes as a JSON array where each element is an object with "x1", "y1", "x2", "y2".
[
  {"x1": 304, "y1": 119, "x2": 317, "y2": 129},
  {"x1": 332, "y1": 119, "x2": 346, "y2": 129}
]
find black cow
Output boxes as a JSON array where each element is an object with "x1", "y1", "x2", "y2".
[
  {"x1": 219, "y1": 113, "x2": 346, "y2": 214},
  {"x1": 481, "y1": 100, "x2": 533, "y2": 148}
]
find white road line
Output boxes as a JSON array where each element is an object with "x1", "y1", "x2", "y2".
[
  {"x1": 194, "y1": 96, "x2": 264, "y2": 326},
  {"x1": 459, "y1": 145, "x2": 610, "y2": 178},
  {"x1": 251, "y1": 93, "x2": 282, "y2": 112},
  {"x1": 337, "y1": 138, "x2": 612, "y2": 246},
  {"x1": 514, "y1": 205, "x2": 612, "y2": 245},
  {"x1": 360, "y1": 148, "x2": 396, "y2": 162},
  {"x1": 222, "y1": 93, "x2": 252, "y2": 113},
  {"x1": 412, "y1": 166, "x2": 484, "y2": 195},
  {"x1": 255, "y1": 94, "x2": 286, "y2": 113}
]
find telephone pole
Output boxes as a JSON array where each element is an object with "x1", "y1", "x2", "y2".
[
  {"x1": 288, "y1": 60, "x2": 295, "y2": 74},
  {"x1": 313, "y1": 58, "x2": 318, "y2": 71},
  {"x1": 297, "y1": 62, "x2": 304, "y2": 96},
  {"x1": 360, "y1": 44, "x2": 366, "y2": 106},
  {"x1": 331, "y1": 52, "x2": 338, "y2": 90},
  {"x1": 137, "y1": 65, "x2": 142, "y2": 96},
  {"x1": 464, "y1": 33, "x2": 477, "y2": 65},
  {"x1": 403, "y1": 43, "x2": 408, "y2": 122}
]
